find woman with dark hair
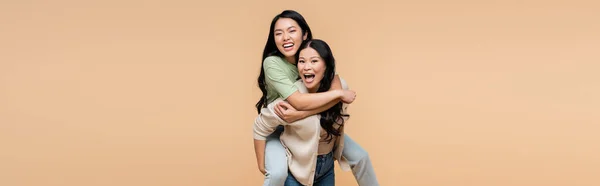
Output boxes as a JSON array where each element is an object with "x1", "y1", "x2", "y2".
[
  {"x1": 253, "y1": 10, "x2": 379, "y2": 186},
  {"x1": 255, "y1": 39, "x2": 350, "y2": 185}
]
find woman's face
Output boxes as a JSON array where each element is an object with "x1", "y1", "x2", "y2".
[
  {"x1": 297, "y1": 47, "x2": 326, "y2": 93},
  {"x1": 273, "y1": 18, "x2": 307, "y2": 61}
]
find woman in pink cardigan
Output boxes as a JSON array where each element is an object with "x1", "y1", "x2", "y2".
[{"x1": 255, "y1": 39, "x2": 350, "y2": 185}]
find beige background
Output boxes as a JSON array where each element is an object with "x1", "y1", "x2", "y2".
[{"x1": 1, "y1": 0, "x2": 599, "y2": 185}]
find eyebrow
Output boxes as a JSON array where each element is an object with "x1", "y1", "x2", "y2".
[{"x1": 274, "y1": 26, "x2": 297, "y2": 32}]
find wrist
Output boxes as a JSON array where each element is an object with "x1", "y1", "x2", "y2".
[
  {"x1": 335, "y1": 89, "x2": 343, "y2": 99},
  {"x1": 297, "y1": 110, "x2": 308, "y2": 119},
  {"x1": 257, "y1": 160, "x2": 264, "y2": 166}
]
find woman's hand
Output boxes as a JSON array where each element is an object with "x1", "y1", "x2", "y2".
[
  {"x1": 258, "y1": 164, "x2": 266, "y2": 175},
  {"x1": 274, "y1": 101, "x2": 305, "y2": 123}
]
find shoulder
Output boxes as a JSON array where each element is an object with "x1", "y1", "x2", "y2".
[{"x1": 263, "y1": 56, "x2": 285, "y2": 67}]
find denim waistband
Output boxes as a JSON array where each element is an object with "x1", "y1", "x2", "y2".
[{"x1": 317, "y1": 148, "x2": 335, "y2": 158}]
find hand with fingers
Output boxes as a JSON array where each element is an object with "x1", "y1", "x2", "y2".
[{"x1": 274, "y1": 101, "x2": 302, "y2": 123}]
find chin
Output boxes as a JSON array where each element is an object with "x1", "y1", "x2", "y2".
[{"x1": 283, "y1": 52, "x2": 295, "y2": 58}]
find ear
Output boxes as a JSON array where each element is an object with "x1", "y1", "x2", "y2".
[{"x1": 303, "y1": 32, "x2": 308, "y2": 40}]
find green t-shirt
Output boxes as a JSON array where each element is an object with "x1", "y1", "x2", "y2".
[{"x1": 263, "y1": 56, "x2": 299, "y2": 104}]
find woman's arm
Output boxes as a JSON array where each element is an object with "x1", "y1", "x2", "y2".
[
  {"x1": 286, "y1": 75, "x2": 355, "y2": 110},
  {"x1": 263, "y1": 58, "x2": 352, "y2": 111},
  {"x1": 285, "y1": 90, "x2": 341, "y2": 110},
  {"x1": 330, "y1": 74, "x2": 343, "y2": 90},
  {"x1": 252, "y1": 99, "x2": 288, "y2": 174},
  {"x1": 275, "y1": 75, "x2": 355, "y2": 122},
  {"x1": 273, "y1": 75, "x2": 341, "y2": 122},
  {"x1": 254, "y1": 140, "x2": 266, "y2": 175},
  {"x1": 274, "y1": 98, "x2": 339, "y2": 123}
]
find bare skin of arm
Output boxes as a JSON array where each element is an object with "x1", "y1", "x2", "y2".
[
  {"x1": 285, "y1": 75, "x2": 354, "y2": 111},
  {"x1": 275, "y1": 75, "x2": 355, "y2": 123},
  {"x1": 254, "y1": 139, "x2": 267, "y2": 175}
]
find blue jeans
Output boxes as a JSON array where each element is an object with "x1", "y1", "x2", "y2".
[
  {"x1": 263, "y1": 126, "x2": 379, "y2": 186},
  {"x1": 284, "y1": 150, "x2": 335, "y2": 186}
]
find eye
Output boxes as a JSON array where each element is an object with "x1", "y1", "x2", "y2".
[
  {"x1": 311, "y1": 59, "x2": 318, "y2": 63},
  {"x1": 275, "y1": 32, "x2": 282, "y2": 36},
  {"x1": 290, "y1": 30, "x2": 296, "y2": 33},
  {"x1": 298, "y1": 60, "x2": 305, "y2": 63}
]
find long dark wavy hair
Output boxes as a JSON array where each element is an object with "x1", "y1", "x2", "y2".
[
  {"x1": 296, "y1": 39, "x2": 349, "y2": 143},
  {"x1": 255, "y1": 10, "x2": 313, "y2": 114}
]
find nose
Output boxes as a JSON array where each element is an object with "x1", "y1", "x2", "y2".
[
  {"x1": 302, "y1": 62, "x2": 311, "y2": 71},
  {"x1": 283, "y1": 32, "x2": 291, "y2": 41}
]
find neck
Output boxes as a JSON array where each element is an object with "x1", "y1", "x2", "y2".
[
  {"x1": 307, "y1": 84, "x2": 320, "y2": 93},
  {"x1": 285, "y1": 56, "x2": 295, "y2": 65}
]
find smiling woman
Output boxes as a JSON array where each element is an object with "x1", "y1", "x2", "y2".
[
  {"x1": 297, "y1": 40, "x2": 337, "y2": 94},
  {"x1": 273, "y1": 18, "x2": 306, "y2": 63},
  {"x1": 296, "y1": 39, "x2": 347, "y2": 147},
  {"x1": 252, "y1": 10, "x2": 379, "y2": 186},
  {"x1": 253, "y1": 38, "x2": 357, "y2": 185}
]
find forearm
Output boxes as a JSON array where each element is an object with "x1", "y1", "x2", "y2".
[
  {"x1": 286, "y1": 90, "x2": 341, "y2": 111},
  {"x1": 296, "y1": 99, "x2": 340, "y2": 119},
  {"x1": 295, "y1": 75, "x2": 343, "y2": 115},
  {"x1": 254, "y1": 139, "x2": 266, "y2": 169},
  {"x1": 286, "y1": 75, "x2": 344, "y2": 110},
  {"x1": 281, "y1": 75, "x2": 343, "y2": 120}
]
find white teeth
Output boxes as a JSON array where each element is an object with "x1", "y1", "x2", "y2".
[{"x1": 283, "y1": 43, "x2": 293, "y2": 48}]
